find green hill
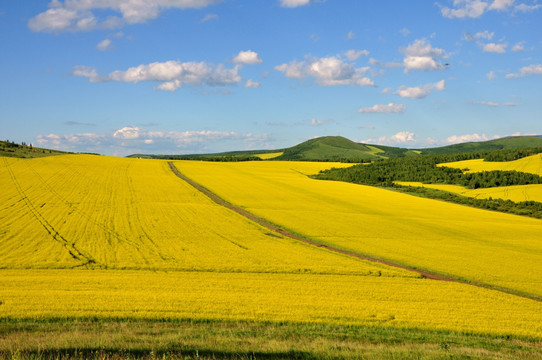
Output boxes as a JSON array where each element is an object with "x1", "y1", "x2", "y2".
[
  {"x1": 419, "y1": 136, "x2": 542, "y2": 155},
  {"x1": 127, "y1": 135, "x2": 542, "y2": 162},
  {"x1": 274, "y1": 136, "x2": 411, "y2": 161},
  {"x1": 0, "y1": 140, "x2": 71, "y2": 158}
]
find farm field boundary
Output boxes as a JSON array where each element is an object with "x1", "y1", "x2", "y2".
[{"x1": 167, "y1": 162, "x2": 539, "y2": 302}]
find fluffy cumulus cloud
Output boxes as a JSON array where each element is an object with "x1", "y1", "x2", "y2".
[
  {"x1": 402, "y1": 39, "x2": 447, "y2": 73},
  {"x1": 36, "y1": 126, "x2": 270, "y2": 156},
  {"x1": 395, "y1": 80, "x2": 446, "y2": 99},
  {"x1": 506, "y1": 64, "x2": 542, "y2": 78},
  {"x1": 440, "y1": 0, "x2": 516, "y2": 19},
  {"x1": 483, "y1": 42, "x2": 507, "y2": 53},
  {"x1": 29, "y1": 0, "x2": 220, "y2": 32},
  {"x1": 364, "y1": 131, "x2": 416, "y2": 146},
  {"x1": 275, "y1": 55, "x2": 374, "y2": 87},
  {"x1": 279, "y1": 0, "x2": 311, "y2": 7},
  {"x1": 233, "y1": 50, "x2": 263, "y2": 65},
  {"x1": 446, "y1": 133, "x2": 489, "y2": 144},
  {"x1": 73, "y1": 60, "x2": 243, "y2": 91},
  {"x1": 358, "y1": 103, "x2": 406, "y2": 114}
]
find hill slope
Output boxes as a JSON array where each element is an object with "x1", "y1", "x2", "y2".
[
  {"x1": 127, "y1": 135, "x2": 542, "y2": 162},
  {"x1": 420, "y1": 136, "x2": 542, "y2": 155},
  {"x1": 0, "y1": 140, "x2": 70, "y2": 158},
  {"x1": 274, "y1": 136, "x2": 409, "y2": 161}
]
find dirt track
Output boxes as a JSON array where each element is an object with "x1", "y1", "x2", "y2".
[{"x1": 168, "y1": 161, "x2": 541, "y2": 302}]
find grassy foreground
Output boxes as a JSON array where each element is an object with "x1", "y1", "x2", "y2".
[{"x1": 2, "y1": 319, "x2": 542, "y2": 360}]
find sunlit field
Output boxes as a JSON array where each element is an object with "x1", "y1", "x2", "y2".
[
  {"x1": 2, "y1": 269, "x2": 542, "y2": 338},
  {"x1": 0, "y1": 155, "x2": 389, "y2": 275},
  {"x1": 176, "y1": 160, "x2": 542, "y2": 299},
  {"x1": 397, "y1": 181, "x2": 542, "y2": 203},
  {"x1": 438, "y1": 153, "x2": 542, "y2": 176},
  {"x1": 2, "y1": 154, "x2": 542, "y2": 352}
]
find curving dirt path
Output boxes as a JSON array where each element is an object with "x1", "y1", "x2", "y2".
[{"x1": 168, "y1": 161, "x2": 541, "y2": 302}]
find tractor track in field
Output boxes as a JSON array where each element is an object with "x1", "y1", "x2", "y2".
[
  {"x1": 168, "y1": 161, "x2": 542, "y2": 302},
  {"x1": 168, "y1": 162, "x2": 449, "y2": 281}
]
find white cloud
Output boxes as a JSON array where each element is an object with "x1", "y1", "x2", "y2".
[
  {"x1": 113, "y1": 126, "x2": 141, "y2": 139},
  {"x1": 468, "y1": 100, "x2": 517, "y2": 107},
  {"x1": 347, "y1": 31, "x2": 355, "y2": 40},
  {"x1": 446, "y1": 133, "x2": 489, "y2": 144},
  {"x1": 96, "y1": 38, "x2": 113, "y2": 51},
  {"x1": 233, "y1": 50, "x2": 263, "y2": 65},
  {"x1": 344, "y1": 49, "x2": 370, "y2": 61},
  {"x1": 483, "y1": 42, "x2": 507, "y2": 53},
  {"x1": 515, "y1": 3, "x2": 542, "y2": 11},
  {"x1": 374, "y1": 131, "x2": 416, "y2": 145},
  {"x1": 275, "y1": 55, "x2": 374, "y2": 87},
  {"x1": 29, "y1": 0, "x2": 220, "y2": 32},
  {"x1": 399, "y1": 28, "x2": 410, "y2": 37},
  {"x1": 200, "y1": 13, "x2": 218, "y2": 23},
  {"x1": 390, "y1": 131, "x2": 416, "y2": 143},
  {"x1": 244, "y1": 79, "x2": 261, "y2": 88},
  {"x1": 464, "y1": 30, "x2": 494, "y2": 41},
  {"x1": 512, "y1": 42, "x2": 525, "y2": 51},
  {"x1": 441, "y1": 0, "x2": 489, "y2": 18},
  {"x1": 279, "y1": 0, "x2": 311, "y2": 7},
  {"x1": 506, "y1": 64, "x2": 542, "y2": 78},
  {"x1": 73, "y1": 65, "x2": 100, "y2": 82},
  {"x1": 274, "y1": 61, "x2": 305, "y2": 79},
  {"x1": 310, "y1": 118, "x2": 334, "y2": 126},
  {"x1": 402, "y1": 39, "x2": 447, "y2": 73},
  {"x1": 441, "y1": 0, "x2": 519, "y2": 18},
  {"x1": 395, "y1": 80, "x2": 446, "y2": 99},
  {"x1": 358, "y1": 103, "x2": 406, "y2": 114},
  {"x1": 488, "y1": 0, "x2": 515, "y2": 10},
  {"x1": 486, "y1": 71, "x2": 497, "y2": 80},
  {"x1": 36, "y1": 127, "x2": 270, "y2": 156},
  {"x1": 73, "y1": 60, "x2": 242, "y2": 91}
]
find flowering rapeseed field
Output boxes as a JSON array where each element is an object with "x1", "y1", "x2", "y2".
[
  {"x1": 438, "y1": 153, "x2": 542, "y2": 176},
  {"x1": 176, "y1": 160, "x2": 542, "y2": 299},
  {"x1": 1, "y1": 155, "x2": 542, "y2": 339}
]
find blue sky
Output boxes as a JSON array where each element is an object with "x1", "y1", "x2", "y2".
[{"x1": 1, "y1": 0, "x2": 541, "y2": 156}]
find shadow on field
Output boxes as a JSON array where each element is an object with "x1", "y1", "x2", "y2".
[{"x1": 2, "y1": 348, "x2": 318, "y2": 360}]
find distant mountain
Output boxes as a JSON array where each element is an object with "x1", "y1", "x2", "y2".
[
  {"x1": 128, "y1": 135, "x2": 542, "y2": 162},
  {"x1": 274, "y1": 136, "x2": 416, "y2": 161},
  {"x1": 419, "y1": 136, "x2": 542, "y2": 155}
]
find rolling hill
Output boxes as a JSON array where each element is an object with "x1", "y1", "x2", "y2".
[
  {"x1": 419, "y1": 136, "x2": 542, "y2": 155},
  {"x1": 128, "y1": 135, "x2": 542, "y2": 162}
]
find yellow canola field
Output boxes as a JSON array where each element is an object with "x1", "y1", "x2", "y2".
[
  {"x1": 397, "y1": 181, "x2": 542, "y2": 203},
  {"x1": 176, "y1": 161, "x2": 542, "y2": 298},
  {"x1": 439, "y1": 153, "x2": 542, "y2": 176},
  {"x1": 255, "y1": 152, "x2": 283, "y2": 159},
  {"x1": 2, "y1": 269, "x2": 542, "y2": 338},
  {"x1": 2, "y1": 155, "x2": 542, "y2": 338},
  {"x1": 0, "y1": 155, "x2": 407, "y2": 276}
]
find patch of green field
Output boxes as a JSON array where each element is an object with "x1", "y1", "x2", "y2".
[{"x1": 1, "y1": 319, "x2": 541, "y2": 360}]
